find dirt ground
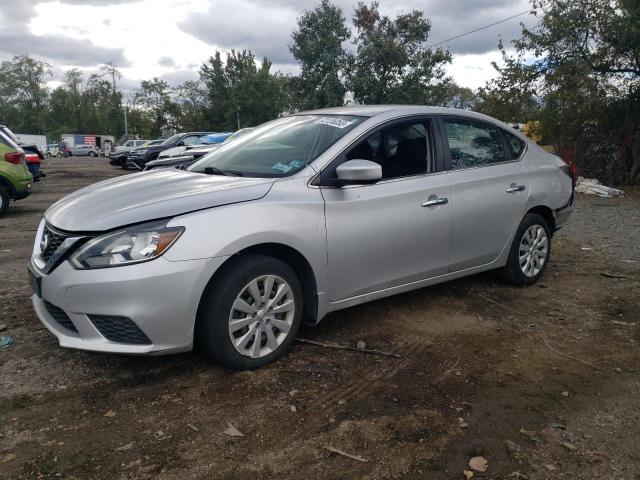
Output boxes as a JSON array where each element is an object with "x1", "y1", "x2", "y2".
[{"x1": 1, "y1": 157, "x2": 639, "y2": 480}]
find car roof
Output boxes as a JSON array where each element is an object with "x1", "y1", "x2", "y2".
[
  {"x1": 296, "y1": 105, "x2": 506, "y2": 122},
  {"x1": 294, "y1": 105, "x2": 531, "y2": 142}
]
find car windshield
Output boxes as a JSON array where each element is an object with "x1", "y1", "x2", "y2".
[
  {"x1": 188, "y1": 115, "x2": 364, "y2": 177},
  {"x1": 160, "y1": 134, "x2": 182, "y2": 146}
]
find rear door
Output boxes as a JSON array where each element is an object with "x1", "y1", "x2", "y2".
[{"x1": 440, "y1": 116, "x2": 529, "y2": 272}]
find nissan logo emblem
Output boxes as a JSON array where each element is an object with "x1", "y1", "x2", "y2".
[{"x1": 40, "y1": 232, "x2": 49, "y2": 253}]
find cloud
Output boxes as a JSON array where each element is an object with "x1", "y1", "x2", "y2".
[
  {"x1": 0, "y1": 32, "x2": 130, "y2": 67},
  {"x1": 159, "y1": 68, "x2": 199, "y2": 86},
  {"x1": 177, "y1": 0, "x2": 533, "y2": 63},
  {"x1": 178, "y1": 0, "x2": 299, "y2": 64},
  {"x1": 158, "y1": 56, "x2": 176, "y2": 67},
  {"x1": 0, "y1": 0, "x2": 131, "y2": 66}
]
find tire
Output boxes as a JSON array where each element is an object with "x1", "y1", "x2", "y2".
[
  {"x1": 0, "y1": 187, "x2": 9, "y2": 217},
  {"x1": 196, "y1": 254, "x2": 304, "y2": 370},
  {"x1": 500, "y1": 213, "x2": 551, "y2": 286},
  {"x1": 88, "y1": 151, "x2": 96, "y2": 157}
]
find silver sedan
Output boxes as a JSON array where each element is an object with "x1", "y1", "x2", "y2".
[{"x1": 29, "y1": 106, "x2": 574, "y2": 370}]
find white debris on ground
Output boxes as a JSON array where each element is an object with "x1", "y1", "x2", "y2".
[{"x1": 575, "y1": 177, "x2": 624, "y2": 198}]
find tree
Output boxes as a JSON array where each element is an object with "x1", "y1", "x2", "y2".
[
  {"x1": 174, "y1": 80, "x2": 206, "y2": 131},
  {"x1": 482, "y1": 0, "x2": 640, "y2": 184},
  {"x1": 0, "y1": 55, "x2": 51, "y2": 134},
  {"x1": 134, "y1": 78, "x2": 176, "y2": 137},
  {"x1": 289, "y1": 0, "x2": 350, "y2": 109},
  {"x1": 200, "y1": 50, "x2": 283, "y2": 130},
  {"x1": 344, "y1": 2, "x2": 452, "y2": 105}
]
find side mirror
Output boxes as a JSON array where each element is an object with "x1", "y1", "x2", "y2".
[{"x1": 335, "y1": 159, "x2": 382, "y2": 185}]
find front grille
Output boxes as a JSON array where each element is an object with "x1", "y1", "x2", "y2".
[
  {"x1": 41, "y1": 226, "x2": 68, "y2": 262},
  {"x1": 89, "y1": 315, "x2": 151, "y2": 345},
  {"x1": 44, "y1": 301, "x2": 78, "y2": 333}
]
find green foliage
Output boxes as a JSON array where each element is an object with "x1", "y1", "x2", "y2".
[
  {"x1": 0, "y1": 55, "x2": 51, "y2": 134},
  {"x1": 134, "y1": 78, "x2": 177, "y2": 137},
  {"x1": 478, "y1": 0, "x2": 639, "y2": 183},
  {"x1": 290, "y1": 0, "x2": 350, "y2": 109},
  {"x1": 200, "y1": 50, "x2": 283, "y2": 130},
  {"x1": 344, "y1": 2, "x2": 453, "y2": 105}
]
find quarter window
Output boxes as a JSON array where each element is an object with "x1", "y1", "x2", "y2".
[
  {"x1": 503, "y1": 130, "x2": 526, "y2": 159},
  {"x1": 444, "y1": 119, "x2": 506, "y2": 169}
]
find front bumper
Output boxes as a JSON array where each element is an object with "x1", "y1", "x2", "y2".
[{"x1": 31, "y1": 255, "x2": 227, "y2": 355}]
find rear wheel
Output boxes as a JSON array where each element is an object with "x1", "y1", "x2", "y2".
[
  {"x1": 500, "y1": 213, "x2": 551, "y2": 285},
  {"x1": 88, "y1": 151, "x2": 96, "y2": 157},
  {"x1": 196, "y1": 254, "x2": 303, "y2": 370},
  {"x1": 0, "y1": 187, "x2": 9, "y2": 217}
]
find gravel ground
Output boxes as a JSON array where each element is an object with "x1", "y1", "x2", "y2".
[{"x1": 0, "y1": 157, "x2": 639, "y2": 479}]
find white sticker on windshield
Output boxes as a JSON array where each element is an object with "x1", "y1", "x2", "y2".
[{"x1": 318, "y1": 117, "x2": 356, "y2": 129}]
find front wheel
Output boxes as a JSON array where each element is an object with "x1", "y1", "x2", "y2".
[
  {"x1": 88, "y1": 151, "x2": 96, "y2": 157},
  {"x1": 196, "y1": 254, "x2": 303, "y2": 370},
  {"x1": 500, "y1": 213, "x2": 551, "y2": 286}
]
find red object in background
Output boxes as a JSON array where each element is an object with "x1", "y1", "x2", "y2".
[
  {"x1": 24, "y1": 153, "x2": 41, "y2": 164},
  {"x1": 5, "y1": 151, "x2": 23, "y2": 164},
  {"x1": 559, "y1": 143, "x2": 578, "y2": 188}
]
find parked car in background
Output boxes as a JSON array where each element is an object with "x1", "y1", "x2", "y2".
[
  {"x1": 45, "y1": 144, "x2": 60, "y2": 157},
  {"x1": 109, "y1": 139, "x2": 162, "y2": 168},
  {"x1": 71, "y1": 144, "x2": 101, "y2": 157},
  {"x1": 0, "y1": 124, "x2": 45, "y2": 166},
  {"x1": 143, "y1": 143, "x2": 225, "y2": 171},
  {"x1": 0, "y1": 130, "x2": 31, "y2": 216},
  {"x1": 58, "y1": 140, "x2": 72, "y2": 157},
  {"x1": 156, "y1": 132, "x2": 227, "y2": 160},
  {"x1": 29, "y1": 106, "x2": 574, "y2": 370},
  {"x1": 24, "y1": 152, "x2": 42, "y2": 181},
  {"x1": 126, "y1": 132, "x2": 211, "y2": 169},
  {"x1": 147, "y1": 130, "x2": 251, "y2": 169}
]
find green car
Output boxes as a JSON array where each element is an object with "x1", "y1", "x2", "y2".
[{"x1": 0, "y1": 130, "x2": 32, "y2": 216}]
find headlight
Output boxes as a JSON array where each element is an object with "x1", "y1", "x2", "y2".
[{"x1": 70, "y1": 221, "x2": 184, "y2": 269}]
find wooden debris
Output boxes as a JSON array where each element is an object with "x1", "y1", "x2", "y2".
[
  {"x1": 296, "y1": 338, "x2": 402, "y2": 358},
  {"x1": 323, "y1": 446, "x2": 369, "y2": 463}
]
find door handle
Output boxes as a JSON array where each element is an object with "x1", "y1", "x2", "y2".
[
  {"x1": 421, "y1": 197, "x2": 449, "y2": 207},
  {"x1": 505, "y1": 184, "x2": 526, "y2": 193}
]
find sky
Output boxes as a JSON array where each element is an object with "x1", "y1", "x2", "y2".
[{"x1": 0, "y1": 0, "x2": 536, "y2": 93}]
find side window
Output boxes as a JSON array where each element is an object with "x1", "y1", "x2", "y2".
[
  {"x1": 345, "y1": 121, "x2": 432, "y2": 180},
  {"x1": 182, "y1": 136, "x2": 198, "y2": 146},
  {"x1": 444, "y1": 119, "x2": 506, "y2": 169},
  {"x1": 502, "y1": 130, "x2": 526, "y2": 159}
]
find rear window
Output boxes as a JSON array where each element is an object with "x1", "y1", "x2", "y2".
[{"x1": 0, "y1": 130, "x2": 19, "y2": 149}]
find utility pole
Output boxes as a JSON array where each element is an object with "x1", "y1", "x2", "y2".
[
  {"x1": 236, "y1": 105, "x2": 240, "y2": 130},
  {"x1": 124, "y1": 105, "x2": 128, "y2": 135}
]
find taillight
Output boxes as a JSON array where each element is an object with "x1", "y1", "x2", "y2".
[
  {"x1": 5, "y1": 151, "x2": 23, "y2": 164},
  {"x1": 560, "y1": 162, "x2": 578, "y2": 190},
  {"x1": 25, "y1": 153, "x2": 40, "y2": 164}
]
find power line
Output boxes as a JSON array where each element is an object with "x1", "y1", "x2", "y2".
[{"x1": 428, "y1": 9, "x2": 531, "y2": 48}]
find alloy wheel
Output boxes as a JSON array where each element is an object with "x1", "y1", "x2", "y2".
[
  {"x1": 228, "y1": 275, "x2": 295, "y2": 358},
  {"x1": 519, "y1": 224, "x2": 548, "y2": 277}
]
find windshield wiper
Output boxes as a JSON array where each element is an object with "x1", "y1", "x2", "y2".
[
  {"x1": 203, "y1": 166, "x2": 244, "y2": 177},
  {"x1": 203, "y1": 166, "x2": 228, "y2": 176}
]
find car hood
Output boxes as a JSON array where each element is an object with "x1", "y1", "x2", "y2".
[{"x1": 45, "y1": 169, "x2": 274, "y2": 232}]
